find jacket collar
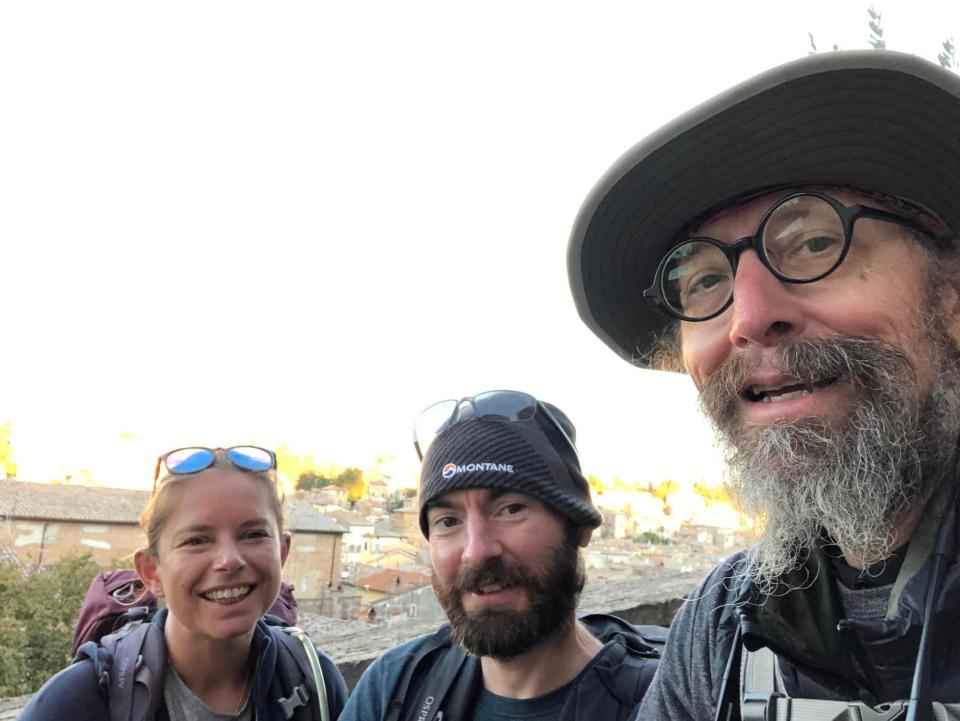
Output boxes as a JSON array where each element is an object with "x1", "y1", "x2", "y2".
[
  {"x1": 735, "y1": 475, "x2": 960, "y2": 692},
  {"x1": 154, "y1": 609, "x2": 289, "y2": 721}
]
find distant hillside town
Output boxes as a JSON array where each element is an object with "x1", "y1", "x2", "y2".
[{"x1": 0, "y1": 465, "x2": 750, "y2": 625}]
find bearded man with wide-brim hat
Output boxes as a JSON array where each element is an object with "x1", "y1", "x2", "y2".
[{"x1": 569, "y1": 50, "x2": 960, "y2": 719}]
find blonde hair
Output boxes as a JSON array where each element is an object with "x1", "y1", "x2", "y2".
[{"x1": 140, "y1": 451, "x2": 285, "y2": 557}]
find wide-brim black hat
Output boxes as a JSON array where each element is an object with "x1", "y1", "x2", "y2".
[{"x1": 568, "y1": 50, "x2": 960, "y2": 369}]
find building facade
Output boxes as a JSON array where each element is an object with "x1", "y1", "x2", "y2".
[{"x1": 0, "y1": 480, "x2": 345, "y2": 600}]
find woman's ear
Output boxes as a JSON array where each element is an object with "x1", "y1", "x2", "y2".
[
  {"x1": 279, "y1": 532, "x2": 292, "y2": 568},
  {"x1": 134, "y1": 548, "x2": 164, "y2": 598}
]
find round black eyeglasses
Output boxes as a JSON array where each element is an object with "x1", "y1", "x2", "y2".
[{"x1": 642, "y1": 192, "x2": 928, "y2": 322}]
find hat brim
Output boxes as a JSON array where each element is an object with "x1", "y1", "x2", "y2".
[{"x1": 568, "y1": 50, "x2": 960, "y2": 369}]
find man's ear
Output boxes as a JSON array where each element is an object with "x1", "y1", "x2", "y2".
[
  {"x1": 134, "y1": 548, "x2": 163, "y2": 597},
  {"x1": 577, "y1": 527, "x2": 594, "y2": 548},
  {"x1": 279, "y1": 532, "x2": 292, "y2": 568},
  {"x1": 938, "y1": 274, "x2": 960, "y2": 345}
]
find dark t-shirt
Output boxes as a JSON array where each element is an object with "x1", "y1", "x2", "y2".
[
  {"x1": 825, "y1": 541, "x2": 906, "y2": 589},
  {"x1": 472, "y1": 681, "x2": 572, "y2": 721}
]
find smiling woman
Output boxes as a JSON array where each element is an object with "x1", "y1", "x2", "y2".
[{"x1": 18, "y1": 446, "x2": 348, "y2": 721}]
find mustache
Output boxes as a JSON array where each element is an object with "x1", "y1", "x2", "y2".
[
  {"x1": 455, "y1": 557, "x2": 531, "y2": 594},
  {"x1": 701, "y1": 336, "x2": 914, "y2": 410}
]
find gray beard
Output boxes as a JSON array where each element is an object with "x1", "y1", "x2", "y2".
[{"x1": 700, "y1": 335, "x2": 960, "y2": 593}]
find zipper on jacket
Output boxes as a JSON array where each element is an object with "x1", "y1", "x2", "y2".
[{"x1": 836, "y1": 618, "x2": 883, "y2": 704}]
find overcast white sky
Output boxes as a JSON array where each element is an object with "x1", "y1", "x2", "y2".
[{"x1": 3, "y1": 1, "x2": 958, "y2": 490}]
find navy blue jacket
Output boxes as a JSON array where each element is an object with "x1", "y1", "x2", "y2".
[
  {"x1": 339, "y1": 613, "x2": 663, "y2": 721},
  {"x1": 19, "y1": 610, "x2": 347, "y2": 721}
]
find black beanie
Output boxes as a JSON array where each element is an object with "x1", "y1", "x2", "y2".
[{"x1": 418, "y1": 412, "x2": 603, "y2": 537}]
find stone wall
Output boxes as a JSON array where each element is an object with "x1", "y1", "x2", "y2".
[
  {"x1": 303, "y1": 572, "x2": 699, "y2": 690},
  {"x1": 1, "y1": 572, "x2": 700, "y2": 714},
  {"x1": 0, "y1": 695, "x2": 28, "y2": 721},
  {"x1": 0, "y1": 518, "x2": 145, "y2": 567},
  {"x1": 0, "y1": 518, "x2": 341, "y2": 602},
  {"x1": 283, "y1": 531, "x2": 342, "y2": 598}
]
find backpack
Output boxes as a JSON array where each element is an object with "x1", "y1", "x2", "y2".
[
  {"x1": 723, "y1": 644, "x2": 960, "y2": 721},
  {"x1": 384, "y1": 625, "x2": 473, "y2": 721},
  {"x1": 75, "y1": 611, "x2": 329, "y2": 721},
  {"x1": 385, "y1": 614, "x2": 665, "y2": 721},
  {"x1": 72, "y1": 569, "x2": 299, "y2": 656}
]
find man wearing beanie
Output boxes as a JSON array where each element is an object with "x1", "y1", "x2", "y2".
[
  {"x1": 339, "y1": 392, "x2": 662, "y2": 721},
  {"x1": 568, "y1": 51, "x2": 960, "y2": 720}
]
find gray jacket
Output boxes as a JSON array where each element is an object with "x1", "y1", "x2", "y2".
[{"x1": 640, "y1": 492, "x2": 960, "y2": 719}]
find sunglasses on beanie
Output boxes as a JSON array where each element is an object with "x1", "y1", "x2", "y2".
[{"x1": 413, "y1": 390, "x2": 578, "y2": 462}]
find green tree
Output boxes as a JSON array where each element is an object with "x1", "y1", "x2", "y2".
[
  {"x1": 692, "y1": 482, "x2": 730, "y2": 505},
  {"x1": 0, "y1": 554, "x2": 100, "y2": 696},
  {"x1": 386, "y1": 491, "x2": 407, "y2": 513},
  {"x1": 337, "y1": 467, "x2": 367, "y2": 501},
  {"x1": 639, "y1": 530, "x2": 670, "y2": 545},
  {"x1": 0, "y1": 421, "x2": 14, "y2": 477},
  {"x1": 296, "y1": 470, "x2": 335, "y2": 490},
  {"x1": 21, "y1": 555, "x2": 100, "y2": 692},
  {"x1": 296, "y1": 467, "x2": 368, "y2": 500},
  {"x1": 867, "y1": 7, "x2": 886, "y2": 50},
  {"x1": 586, "y1": 474, "x2": 607, "y2": 494},
  {"x1": 940, "y1": 37, "x2": 957, "y2": 70},
  {"x1": 807, "y1": 31, "x2": 838, "y2": 55},
  {"x1": 0, "y1": 562, "x2": 28, "y2": 695},
  {"x1": 652, "y1": 479, "x2": 680, "y2": 502},
  {"x1": 809, "y1": 7, "x2": 955, "y2": 73}
]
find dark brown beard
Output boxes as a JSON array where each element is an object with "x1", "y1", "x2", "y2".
[{"x1": 432, "y1": 532, "x2": 585, "y2": 660}]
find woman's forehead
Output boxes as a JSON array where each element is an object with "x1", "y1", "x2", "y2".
[{"x1": 164, "y1": 470, "x2": 273, "y2": 520}]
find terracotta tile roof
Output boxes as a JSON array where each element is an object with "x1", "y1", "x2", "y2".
[
  {"x1": 354, "y1": 568, "x2": 431, "y2": 594},
  {"x1": 0, "y1": 480, "x2": 148, "y2": 524}
]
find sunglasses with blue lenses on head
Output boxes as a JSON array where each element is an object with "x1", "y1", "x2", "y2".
[
  {"x1": 153, "y1": 446, "x2": 277, "y2": 489},
  {"x1": 413, "y1": 390, "x2": 578, "y2": 462}
]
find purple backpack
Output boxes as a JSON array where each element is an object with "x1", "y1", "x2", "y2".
[{"x1": 72, "y1": 569, "x2": 299, "y2": 656}]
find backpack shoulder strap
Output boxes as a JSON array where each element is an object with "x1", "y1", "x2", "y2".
[
  {"x1": 275, "y1": 626, "x2": 329, "y2": 721},
  {"x1": 576, "y1": 612, "x2": 664, "y2": 709},
  {"x1": 712, "y1": 624, "x2": 743, "y2": 721},
  {"x1": 94, "y1": 620, "x2": 166, "y2": 721},
  {"x1": 740, "y1": 646, "x2": 915, "y2": 721},
  {"x1": 739, "y1": 646, "x2": 780, "y2": 721},
  {"x1": 385, "y1": 626, "x2": 473, "y2": 721}
]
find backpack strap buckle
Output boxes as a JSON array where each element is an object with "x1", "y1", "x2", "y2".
[
  {"x1": 843, "y1": 700, "x2": 908, "y2": 721},
  {"x1": 278, "y1": 684, "x2": 310, "y2": 719},
  {"x1": 742, "y1": 692, "x2": 785, "y2": 721},
  {"x1": 749, "y1": 698, "x2": 909, "y2": 721}
]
